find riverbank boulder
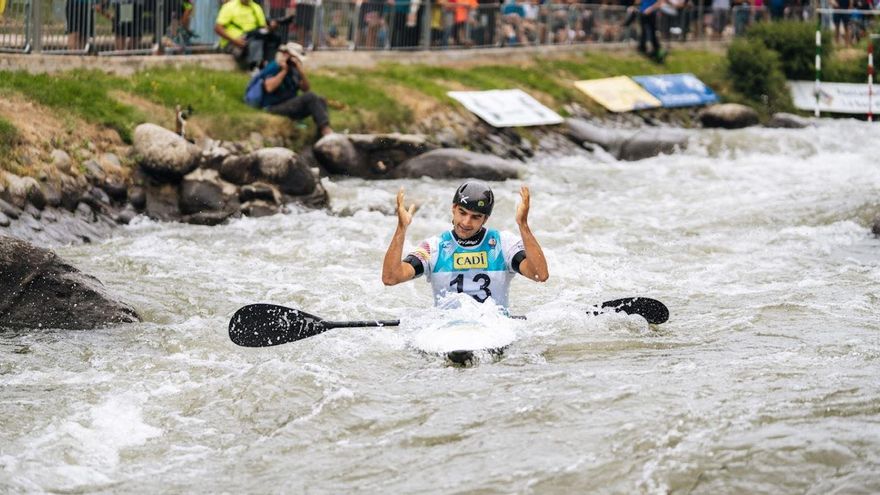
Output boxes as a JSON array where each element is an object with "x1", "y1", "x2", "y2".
[
  {"x1": 0, "y1": 236, "x2": 139, "y2": 329},
  {"x1": 313, "y1": 133, "x2": 435, "y2": 178},
  {"x1": 699, "y1": 104, "x2": 760, "y2": 129},
  {"x1": 766, "y1": 112, "x2": 812, "y2": 129},
  {"x1": 133, "y1": 123, "x2": 201, "y2": 180},
  {"x1": 565, "y1": 118, "x2": 689, "y2": 161},
  {"x1": 394, "y1": 149, "x2": 521, "y2": 180},
  {"x1": 179, "y1": 168, "x2": 240, "y2": 216}
]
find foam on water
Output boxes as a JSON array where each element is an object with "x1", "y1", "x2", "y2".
[{"x1": 406, "y1": 294, "x2": 520, "y2": 353}]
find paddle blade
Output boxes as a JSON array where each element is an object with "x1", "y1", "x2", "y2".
[
  {"x1": 229, "y1": 303, "x2": 329, "y2": 347},
  {"x1": 596, "y1": 297, "x2": 669, "y2": 325}
]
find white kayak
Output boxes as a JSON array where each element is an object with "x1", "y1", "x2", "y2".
[{"x1": 410, "y1": 318, "x2": 518, "y2": 365}]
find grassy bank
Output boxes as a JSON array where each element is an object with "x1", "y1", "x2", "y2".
[{"x1": 0, "y1": 48, "x2": 732, "y2": 178}]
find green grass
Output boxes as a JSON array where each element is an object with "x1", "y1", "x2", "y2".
[
  {"x1": 0, "y1": 116, "x2": 18, "y2": 171},
  {"x1": 0, "y1": 70, "x2": 145, "y2": 142},
  {"x1": 0, "y1": 48, "x2": 738, "y2": 171}
]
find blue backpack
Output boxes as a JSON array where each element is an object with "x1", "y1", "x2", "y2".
[{"x1": 244, "y1": 72, "x2": 265, "y2": 108}]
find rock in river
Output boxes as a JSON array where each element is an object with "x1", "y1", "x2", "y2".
[{"x1": 0, "y1": 236, "x2": 140, "y2": 329}]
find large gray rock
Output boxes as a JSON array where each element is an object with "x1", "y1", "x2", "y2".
[
  {"x1": 219, "y1": 154, "x2": 258, "y2": 185},
  {"x1": 220, "y1": 148, "x2": 317, "y2": 197},
  {"x1": 58, "y1": 173, "x2": 84, "y2": 211},
  {"x1": 312, "y1": 134, "x2": 360, "y2": 175},
  {"x1": 179, "y1": 168, "x2": 240, "y2": 216},
  {"x1": 133, "y1": 123, "x2": 201, "y2": 180},
  {"x1": 565, "y1": 119, "x2": 690, "y2": 161},
  {"x1": 0, "y1": 236, "x2": 139, "y2": 329},
  {"x1": 394, "y1": 149, "x2": 521, "y2": 181},
  {"x1": 144, "y1": 183, "x2": 181, "y2": 221},
  {"x1": 313, "y1": 133, "x2": 436, "y2": 178},
  {"x1": 0, "y1": 198, "x2": 21, "y2": 219},
  {"x1": 699, "y1": 104, "x2": 760, "y2": 129},
  {"x1": 765, "y1": 112, "x2": 812, "y2": 129},
  {"x1": 50, "y1": 149, "x2": 73, "y2": 175},
  {"x1": 253, "y1": 147, "x2": 316, "y2": 196},
  {"x1": 1, "y1": 173, "x2": 27, "y2": 209}
]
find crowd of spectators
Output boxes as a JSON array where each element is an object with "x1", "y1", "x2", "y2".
[
  {"x1": 255, "y1": 0, "x2": 848, "y2": 50},
  {"x1": 63, "y1": 0, "x2": 194, "y2": 51},
  {"x1": 30, "y1": 0, "x2": 880, "y2": 54}
]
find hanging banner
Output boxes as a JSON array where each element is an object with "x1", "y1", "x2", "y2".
[
  {"x1": 573, "y1": 76, "x2": 662, "y2": 113},
  {"x1": 447, "y1": 89, "x2": 563, "y2": 127},
  {"x1": 632, "y1": 73, "x2": 719, "y2": 108},
  {"x1": 789, "y1": 80, "x2": 880, "y2": 114}
]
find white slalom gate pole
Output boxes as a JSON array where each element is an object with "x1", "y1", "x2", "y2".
[
  {"x1": 815, "y1": 25, "x2": 822, "y2": 118},
  {"x1": 870, "y1": 35, "x2": 878, "y2": 122}
]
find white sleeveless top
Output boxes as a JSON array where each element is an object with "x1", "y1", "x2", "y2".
[{"x1": 407, "y1": 228, "x2": 525, "y2": 309}]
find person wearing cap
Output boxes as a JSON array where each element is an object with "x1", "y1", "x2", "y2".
[
  {"x1": 214, "y1": 0, "x2": 280, "y2": 70},
  {"x1": 257, "y1": 41, "x2": 333, "y2": 138},
  {"x1": 382, "y1": 182, "x2": 549, "y2": 310}
]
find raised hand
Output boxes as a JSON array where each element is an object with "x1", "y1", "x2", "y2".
[
  {"x1": 515, "y1": 185, "x2": 530, "y2": 227},
  {"x1": 396, "y1": 187, "x2": 416, "y2": 229}
]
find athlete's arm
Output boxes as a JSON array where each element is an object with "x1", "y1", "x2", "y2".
[
  {"x1": 515, "y1": 185, "x2": 549, "y2": 282},
  {"x1": 382, "y1": 187, "x2": 417, "y2": 286}
]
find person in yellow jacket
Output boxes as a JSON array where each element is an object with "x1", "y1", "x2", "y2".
[{"x1": 214, "y1": 0, "x2": 281, "y2": 70}]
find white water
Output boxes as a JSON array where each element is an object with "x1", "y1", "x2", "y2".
[{"x1": 2, "y1": 121, "x2": 880, "y2": 493}]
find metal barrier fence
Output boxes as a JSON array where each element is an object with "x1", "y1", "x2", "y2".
[
  {"x1": 1, "y1": 0, "x2": 872, "y2": 56},
  {"x1": 0, "y1": 0, "x2": 209, "y2": 54}
]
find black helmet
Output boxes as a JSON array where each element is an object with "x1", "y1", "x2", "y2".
[{"x1": 452, "y1": 181, "x2": 494, "y2": 216}]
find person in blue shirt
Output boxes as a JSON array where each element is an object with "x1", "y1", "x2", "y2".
[
  {"x1": 637, "y1": 0, "x2": 666, "y2": 60},
  {"x1": 257, "y1": 41, "x2": 333, "y2": 138}
]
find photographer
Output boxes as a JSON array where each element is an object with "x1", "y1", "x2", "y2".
[
  {"x1": 259, "y1": 42, "x2": 333, "y2": 139},
  {"x1": 214, "y1": 0, "x2": 280, "y2": 70}
]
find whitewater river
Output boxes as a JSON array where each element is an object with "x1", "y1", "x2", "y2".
[{"x1": 2, "y1": 120, "x2": 880, "y2": 494}]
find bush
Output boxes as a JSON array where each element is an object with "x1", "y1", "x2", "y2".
[
  {"x1": 727, "y1": 37, "x2": 792, "y2": 113},
  {"x1": 746, "y1": 21, "x2": 832, "y2": 80},
  {"x1": 0, "y1": 117, "x2": 17, "y2": 151}
]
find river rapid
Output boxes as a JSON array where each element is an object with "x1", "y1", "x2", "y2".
[{"x1": 2, "y1": 120, "x2": 880, "y2": 494}]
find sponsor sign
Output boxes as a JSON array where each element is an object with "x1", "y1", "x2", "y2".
[
  {"x1": 632, "y1": 73, "x2": 718, "y2": 108},
  {"x1": 453, "y1": 251, "x2": 488, "y2": 270},
  {"x1": 447, "y1": 89, "x2": 563, "y2": 127},
  {"x1": 789, "y1": 80, "x2": 880, "y2": 114},
  {"x1": 574, "y1": 76, "x2": 662, "y2": 112}
]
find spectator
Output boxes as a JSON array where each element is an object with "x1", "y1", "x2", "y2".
[
  {"x1": 66, "y1": 0, "x2": 95, "y2": 50},
  {"x1": 501, "y1": 0, "x2": 527, "y2": 45},
  {"x1": 637, "y1": 0, "x2": 665, "y2": 59},
  {"x1": 100, "y1": 0, "x2": 145, "y2": 51},
  {"x1": 831, "y1": 0, "x2": 851, "y2": 45},
  {"x1": 291, "y1": 0, "x2": 317, "y2": 47},
  {"x1": 768, "y1": 0, "x2": 785, "y2": 19},
  {"x1": 474, "y1": 0, "x2": 498, "y2": 46},
  {"x1": 215, "y1": 0, "x2": 281, "y2": 70},
  {"x1": 324, "y1": 7, "x2": 351, "y2": 47},
  {"x1": 357, "y1": 0, "x2": 389, "y2": 48},
  {"x1": 451, "y1": 0, "x2": 477, "y2": 46},
  {"x1": 390, "y1": 0, "x2": 422, "y2": 48},
  {"x1": 733, "y1": 0, "x2": 750, "y2": 35},
  {"x1": 258, "y1": 42, "x2": 333, "y2": 139},
  {"x1": 753, "y1": 0, "x2": 766, "y2": 22},
  {"x1": 711, "y1": 0, "x2": 730, "y2": 39},
  {"x1": 429, "y1": 0, "x2": 449, "y2": 46}
]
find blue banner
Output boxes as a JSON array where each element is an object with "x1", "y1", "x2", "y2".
[{"x1": 632, "y1": 73, "x2": 718, "y2": 108}]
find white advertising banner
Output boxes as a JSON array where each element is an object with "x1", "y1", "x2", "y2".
[
  {"x1": 790, "y1": 80, "x2": 880, "y2": 114},
  {"x1": 447, "y1": 89, "x2": 564, "y2": 127}
]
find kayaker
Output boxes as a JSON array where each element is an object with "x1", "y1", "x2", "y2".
[{"x1": 382, "y1": 181, "x2": 549, "y2": 309}]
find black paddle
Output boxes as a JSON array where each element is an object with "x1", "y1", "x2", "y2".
[{"x1": 228, "y1": 297, "x2": 669, "y2": 348}]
